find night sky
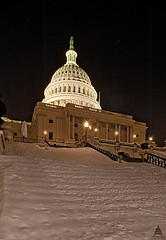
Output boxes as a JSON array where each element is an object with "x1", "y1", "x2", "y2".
[{"x1": 1, "y1": 1, "x2": 166, "y2": 146}]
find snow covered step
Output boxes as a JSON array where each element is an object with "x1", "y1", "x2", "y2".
[{"x1": 0, "y1": 143, "x2": 166, "y2": 239}]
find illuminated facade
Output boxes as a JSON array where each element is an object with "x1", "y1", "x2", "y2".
[{"x1": 2, "y1": 38, "x2": 147, "y2": 145}]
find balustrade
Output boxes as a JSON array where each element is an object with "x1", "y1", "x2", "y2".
[{"x1": 146, "y1": 153, "x2": 166, "y2": 169}]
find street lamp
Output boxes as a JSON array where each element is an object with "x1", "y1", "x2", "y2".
[
  {"x1": 84, "y1": 121, "x2": 89, "y2": 128},
  {"x1": 149, "y1": 137, "x2": 153, "y2": 141},
  {"x1": 115, "y1": 131, "x2": 118, "y2": 141},
  {"x1": 44, "y1": 131, "x2": 47, "y2": 141},
  {"x1": 94, "y1": 128, "x2": 98, "y2": 137},
  {"x1": 133, "y1": 134, "x2": 136, "y2": 143},
  {"x1": 84, "y1": 121, "x2": 89, "y2": 142}
]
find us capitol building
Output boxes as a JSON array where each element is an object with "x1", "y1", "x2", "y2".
[{"x1": 3, "y1": 37, "x2": 147, "y2": 145}]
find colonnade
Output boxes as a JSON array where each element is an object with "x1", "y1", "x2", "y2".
[{"x1": 67, "y1": 115, "x2": 134, "y2": 143}]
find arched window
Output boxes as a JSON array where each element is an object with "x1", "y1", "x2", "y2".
[
  {"x1": 63, "y1": 86, "x2": 66, "y2": 92},
  {"x1": 83, "y1": 88, "x2": 85, "y2": 94},
  {"x1": 78, "y1": 87, "x2": 81, "y2": 93},
  {"x1": 68, "y1": 86, "x2": 71, "y2": 92},
  {"x1": 87, "y1": 90, "x2": 89, "y2": 96},
  {"x1": 55, "y1": 88, "x2": 57, "y2": 93},
  {"x1": 73, "y1": 86, "x2": 76, "y2": 92},
  {"x1": 59, "y1": 87, "x2": 61, "y2": 92}
]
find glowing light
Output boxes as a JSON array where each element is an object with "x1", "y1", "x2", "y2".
[
  {"x1": 44, "y1": 131, "x2": 47, "y2": 135},
  {"x1": 115, "y1": 131, "x2": 118, "y2": 135},
  {"x1": 84, "y1": 121, "x2": 89, "y2": 128},
  {"x1": 89, "y1": 125, "x2": 91, "y2": 130},
  {"x1": 149, "y1": 137, "x2": 153, "y2": 141},
  {"x1": 95, "y1": 128, "x2": 98, "y2": 132},
  {"x1": 133, "y1": 134, "x2": 136, "y2": 138}
]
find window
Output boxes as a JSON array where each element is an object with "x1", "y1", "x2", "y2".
[
  {"x1": 83, "y1": 88, "x2": 85, "y2": 94},
  {"x1": 74, "y1": 123, "x2": 78, "y2": 127},
  {"x1": 68, "y1": 86, "x2": 71, "y2": 92},
  {"x1": 63, "y1": 86, "x2": 66, "y2": 92},
  {"x1": 49, "y1": 132, "x2": 53, "y2": 140},
  {"x1": 73, "y1": 86, "x2": 76, "y2": 92},
  {"x1": 49, "y1": 119, "x2": 53, "y2": 123},
  {"x1": 78, "y1": 87, "x2": 81, "y2": 93},
  {"x1": 14, "y1": 132, "x2": 17, "y2": 136}
]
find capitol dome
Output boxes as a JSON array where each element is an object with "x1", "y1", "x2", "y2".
[{"x1": 42, "y1": 37, "x2": 101, "y2": 109}]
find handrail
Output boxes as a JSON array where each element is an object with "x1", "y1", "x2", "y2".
[
  {"x1": 45, "y1": 140, "x2": 71, "y2": 148},
  {"x1": 86, "y1": 142, "x2": 119, "y2": 162}
]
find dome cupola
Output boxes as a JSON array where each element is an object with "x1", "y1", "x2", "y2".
[
  {"x1": 42, "y1": 37, "x2": 101, "y2": 109},
  {"x1": 65, "y1": 37, "x2": 78, "y2": 65}
]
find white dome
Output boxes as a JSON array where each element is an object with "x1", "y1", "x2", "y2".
[
  {"x1": 42, "y1": 37, "x2": 101, "y2": 109},
  {"x1": 51, "y1": 64, "x2": 91, "y2": 85}
]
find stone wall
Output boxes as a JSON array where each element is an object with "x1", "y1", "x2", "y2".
[{"x1": 0, "y1": 131, "x2": 5, "y2": 155}]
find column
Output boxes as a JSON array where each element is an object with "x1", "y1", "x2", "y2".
[
  {"x1": 37, "y1": 113, "x2": 45, "y2": 140},
  {"x1": 68, "y1": 115, "x2": 70, "y2": 138},
  {"x1": 130, "y1": 126, "x2": 133, "y2": 143},
  {"x1": 118, "y1": 124, "x2": 121, "y2": 142},
  {"x1": 96, "y1": 121, "x2": 99, "y2": 138},
  {"x1": 72, "y1": 116, "x2": 75, "y2": 139},
  {"x1": 114, "y1": 124, "x2": 118, "y2": 140},
  {"x1": 56, "y1": 118, "x2": 59, "y2": 139},
  {"x1": 106, "y1": 123, "x2": 108, "y2": 140},
  {"x1": 127, "y1": 126, "x2": 130, "y2": 143}
]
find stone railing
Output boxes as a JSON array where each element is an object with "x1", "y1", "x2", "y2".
[
  {"x1": 146, "y1": 153, "x2": 166, "y2": 169},
  {"x1": 13, "y1": 136, "x2": 38, "y2": 143}
]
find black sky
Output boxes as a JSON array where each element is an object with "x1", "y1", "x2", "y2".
[{"x1": 0, "y1": 1, "x2": 166, "y2": 146}]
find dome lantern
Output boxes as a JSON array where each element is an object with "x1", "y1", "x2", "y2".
[{"x1": 66, "y1": 37, "x2": 78, "y2": 65}]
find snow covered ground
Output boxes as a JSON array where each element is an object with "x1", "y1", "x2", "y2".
[{"x1": 0, "y1": 142, "x2": 166, "y2": 240}]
